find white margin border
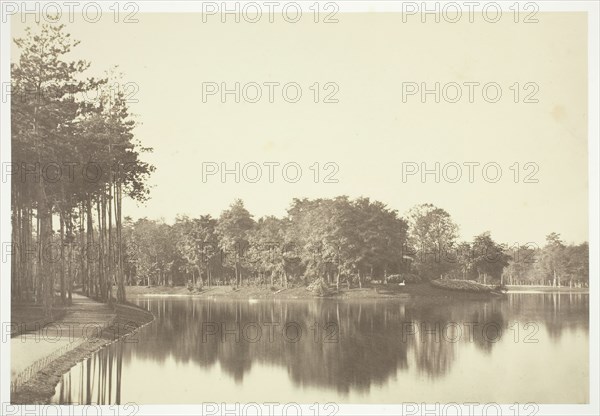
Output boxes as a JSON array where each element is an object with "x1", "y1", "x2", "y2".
[{"x1": 0, "y1": 1, "x2": 598, "y2": 415}]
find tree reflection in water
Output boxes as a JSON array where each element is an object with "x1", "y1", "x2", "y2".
[
  {"x1": 55, "y1": 342, "x2": 124, "y2": 405},
  {"x1": 52, "y1": 293, "x2": 588, "y2": 404}
]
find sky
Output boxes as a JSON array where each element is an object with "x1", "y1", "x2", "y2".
[{"x1": 11, "y1": 11, "x2": 589, "y2": 245}]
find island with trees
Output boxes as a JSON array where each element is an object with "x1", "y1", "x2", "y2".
[{"x1": 120, "y1": 198, "x2": 589, "y2": 299}]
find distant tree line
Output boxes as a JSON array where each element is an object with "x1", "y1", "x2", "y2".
[
  {"x1": 121, "y1": 200, "x2": 589, "y2": 289},
  {"x1": 10, "y1": 24, "x2": 154, "y2": 315},
  {"x1": 502, "y1": 233, "x2": 589, "y2": 287}
]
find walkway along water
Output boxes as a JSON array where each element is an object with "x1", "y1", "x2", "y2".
[{"x1": 11, "y1": 293, "x2": 154, "y2": 404}]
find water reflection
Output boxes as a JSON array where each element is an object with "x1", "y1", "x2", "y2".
[
  {"x1": 55, "y1": 342, "x2": 124, "y2": 405},
  {"x1": 52, "y1": 293, "x2": 588, "y2": 404}
]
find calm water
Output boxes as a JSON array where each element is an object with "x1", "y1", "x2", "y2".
[{"x1": 52, "y1": 293, "x2": 589, "y2": 404}]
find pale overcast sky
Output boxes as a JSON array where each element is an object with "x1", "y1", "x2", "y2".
[{"x1": 11, "y1": 12, "x2": 588, "y2": 245}]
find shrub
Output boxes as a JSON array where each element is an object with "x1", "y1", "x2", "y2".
[
  {"x1": 187, "y1": 280, "x2": 203, "y2": 293},
  {"x1": 494, "y1": 284, "x2": 508, "y2": 293},
  {"x1": 430, "y1": 279, "x2": 492, "y2": 293},
  {"x1": 386, "y1": 274, "x2": 402, "y2": 283},
  {"x1": 307, "y1": 278, "x2": 330, "y2": 296},
  {"x1": 402, "y1": 273, "x2": 421, "y2": 283}
]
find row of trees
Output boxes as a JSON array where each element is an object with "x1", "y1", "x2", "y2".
[
  {"x1": 11, "y1": 24, "x2": 154, "y2": 315},
  {"x1": 402, "y1": 205, "x2": 588, "y2": 287},
  {"x1": 503, "y1": 233, "x2": 589, "y2": 287},
  {"x1": 123, "y1": 197, "x2": 408, "y2": 289},
  {"x1": 121, "y1": 200, "x2": 589, "y2": 289}
]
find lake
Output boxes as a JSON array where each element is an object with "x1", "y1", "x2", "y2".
[{"x1": 51, "y1": 292, "x2": 589, "y2": 404}]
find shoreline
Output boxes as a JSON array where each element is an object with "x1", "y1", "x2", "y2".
[
  {"x1": 505, "y1": 285, "x2": 589, "y2": 293},
  {"x1": 125, "y1": 283, "x2": 589, "y2": 301},
  {"x1": 126, "y1": 283, "x2": 476, "y2": 300},
  {"x1": 126, "y1": 282, "x2": 583, "y2": 300},
  {"x1": 11, "y1": 300, "x2": 155, "y2": 405}
]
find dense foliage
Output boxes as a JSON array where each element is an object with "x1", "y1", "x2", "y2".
[
  {"x1": 121, "y1": 200, "x2": 589, "y2": 289},
  {"x1": 11, "y1": 24, "x2": 154, "y2": 314}
]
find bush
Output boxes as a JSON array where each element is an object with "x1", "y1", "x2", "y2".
[
  {"x1": 187, "y1": 280, "x2": 203, "y2": 293},
  {"x1": 494, "y1": 284, "x2": 508, "y2": 293},
  {"x1": 430, "y1": 279, "x2": 492, "y2": 293},
  {"x1": 307, "y1": 278, "x2": 330, "y2": 297},
  {"x1": 402, "y1": 273, "x2": 421, "y2": 283},
  {"x1": 386, "y1": 274, "x2": 402, "y2": 283}
]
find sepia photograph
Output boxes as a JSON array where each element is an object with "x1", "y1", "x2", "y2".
[{"x1": 1, "y1": 1, "x2": 598, "y2": 415}]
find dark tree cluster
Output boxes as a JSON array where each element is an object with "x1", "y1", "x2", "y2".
[
  {"x1": 11, "y1": 24, "x2": 154, "y2": 315},
  {"x1": 121, "y1": 200, "x2": 589, "y2": 289}
]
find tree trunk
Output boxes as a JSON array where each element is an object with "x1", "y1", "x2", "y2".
[
  {"x1": 80, "y1": 203, "x2": 87, "y2": 295},
  {"x1": 35, "y1": 210, "x2": 41, "y2": 304},
  {"x1": 38, "y1": 199, "x2": 53, "y2": 317},
  {"x1": 96, "y1": 198, "x2": 105, "y2": 301},
  {"x1": 11, "y1": 193, "x2": 21, "y2": 301},
  {"x1": 108, "y1": 184, "x2": 114, "y2": 303},
  {"x1": 86, "y1": 195, "x2": 94, "y2": 298},
  {"x1": 67, "y1": 219, "x2": 73, "y2": 303},
  {"x1": 59, "y1": 211, "x2": 66, "y2": 304},
  {"x1": 115, "y1": 181, "x2": 126, "y2": 303},
  {"x1": 101, "y1": 194, "x2": 108, "y2": 301}
]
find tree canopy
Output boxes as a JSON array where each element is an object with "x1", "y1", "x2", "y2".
[{"x1": 11, "y1": 24, "x2": 154, "y2": 314}]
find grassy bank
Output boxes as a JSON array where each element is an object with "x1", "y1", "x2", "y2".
[
  {"x1": 506, "y1": 285, "x2": 589, "y2": 293},
  {"x1": 11, "y1": 301, "x2": 155, "y2": 405},
  {"x1": 430, "y1": 279, "x2": 497, "y2": 293},
  {"x1": 126, "y1": 282, "x2": 501, "y2": 301}
]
